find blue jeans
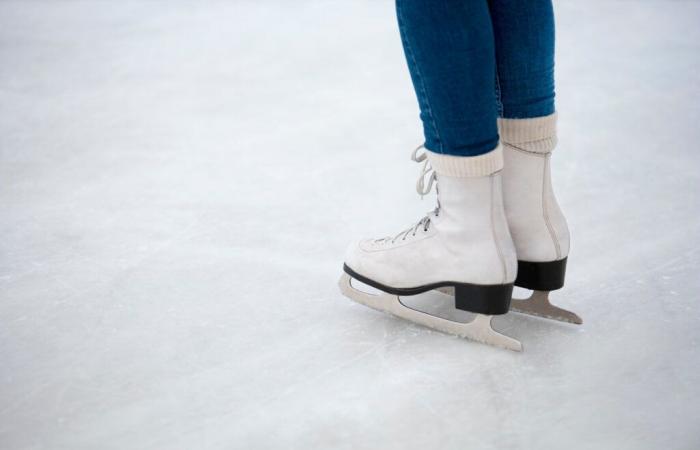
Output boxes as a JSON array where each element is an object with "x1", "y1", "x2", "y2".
[{"x1": 396, "y1": 0, "x2": 555, "y2": 156}]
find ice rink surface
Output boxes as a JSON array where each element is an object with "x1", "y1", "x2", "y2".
[{"x1": 1, "y1": 1, "x2": 699, "y2": 449}]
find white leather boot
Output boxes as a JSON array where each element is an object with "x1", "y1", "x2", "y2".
[
  {"x1": 339, "y1": 145, "x2": 522, "y2": 351},
  {"x1": 498, "y1": 113, "x2": 581, "y2": 324}
]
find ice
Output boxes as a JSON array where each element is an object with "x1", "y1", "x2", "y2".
[{"x1": 1, "y1": 1, "x2": 699, "y2": 449}]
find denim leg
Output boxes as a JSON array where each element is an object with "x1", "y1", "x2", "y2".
[
  {"x1": 396, "y1": 0, "x2": 498, "y2": 157},
  {"x1": 488, "y1": 0, "x2": 556, "y2": 119}
]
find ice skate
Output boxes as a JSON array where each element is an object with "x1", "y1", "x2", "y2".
[
  {"x1": 499, "y1": 114, "x2": 582, "y2": 324},
  {"x1": 339, "y1": 146, "x2": 522, "y2": 351}
]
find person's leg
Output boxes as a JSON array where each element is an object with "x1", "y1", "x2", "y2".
[
  {"x1": 339, "y1": 0, "x2": 521, "y2": 350},
  {"x1": 396, "y1": 0, "x2": 498, "y2": 157},
  {"x1": 488, "y1": 0, "x2": 580, "y2": 324},
  {"x1": 488, "y1": 0, "x2": 555, "y2": 119}
]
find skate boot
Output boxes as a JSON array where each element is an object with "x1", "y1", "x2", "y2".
[
  {"x1": 339, "y1": 146, "x2": 522, "y2": 351},
  {"x1": 498, "y1": 114, "x2": 582, "y2": 324}
]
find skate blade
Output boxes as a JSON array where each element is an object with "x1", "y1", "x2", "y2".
[
  {"x1": 510, "y1": 290, "x2": 583, "y2": 324},
  {"x1": 438, "y1": 287, "x2": 582, "y2": 325},
  {"x1": 339, "y1": 273, "x2": 522, "y2": 352}
]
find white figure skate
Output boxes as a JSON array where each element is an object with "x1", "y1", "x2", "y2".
[
  {"x1": 499, "y1": 114, "x2": 582, "y2": 324},
  {"x1": 339, "y1": 146, "x2": 523, "y2": 351}
]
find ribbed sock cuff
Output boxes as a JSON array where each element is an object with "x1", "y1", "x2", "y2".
[
  {"x1": 425, "y1": 145, "x2": 503, "y2": 177},
  {"x1": 498, "y1": 112, "x2": 558, "y2": 154}
]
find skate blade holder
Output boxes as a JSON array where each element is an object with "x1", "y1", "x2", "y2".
[
  {"x1": 509, "y1": 288, "x2": 582, "y2": 325},
  {"x1": 437, "y1": 285, "x2": 582, "y2": 325},
  {"x1": 339, "y1": 273, "x2": 523, "y2": 352}
]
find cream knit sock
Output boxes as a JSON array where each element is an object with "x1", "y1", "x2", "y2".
[
  {"x1": 497, "y1": 113, "x2": 558, "y2": 154},
  {"x1": 425, "y1": 145, "x2": 503, "y2": 177}
]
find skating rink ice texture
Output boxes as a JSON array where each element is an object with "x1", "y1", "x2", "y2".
[{"x1": 1, "y1": 1, "x2": 699, "y2": 449}]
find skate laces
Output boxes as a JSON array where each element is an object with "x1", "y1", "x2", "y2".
[
  {"x1": 375, "y1": 146, "x2": 440, "y2": 244},
  {"x1": 412, "y1": 145, "x2": 436, "y2": 198},
  {"x1": 378, "y1": 212, "x2": 437, "y2": 244}
]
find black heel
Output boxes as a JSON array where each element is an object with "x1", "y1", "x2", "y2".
[
  {"x1": 515, "y1": 258, "x2": 567, "y2": 291},
  {"x1": 454, "y1": 283, "x2": 513, "y2": 315}
]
